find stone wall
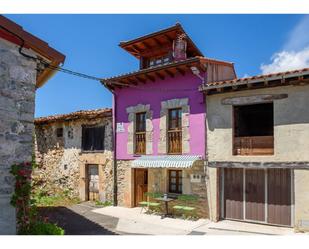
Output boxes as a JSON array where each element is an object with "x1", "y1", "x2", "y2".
[
  {"x1": 0, "y1": 38, "x2": 37, "y2": 234},
  {"x1": 116, "y1": 160, "x2": 134, "y2": 207},
  {"x1": 34, "y1": 116, "x2": 113, "y2": 202}
]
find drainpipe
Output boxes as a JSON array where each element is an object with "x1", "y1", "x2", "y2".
[{"x1": 101, "y1": 81, "x2": 117, "y2": 206}]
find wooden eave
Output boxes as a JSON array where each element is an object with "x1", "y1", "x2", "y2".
[
  {"x1": 0, "y1": 15, "x2": 66, "y2": 88},
  {"x1": 101, "y1": 57, "x2": 205, "y2": 90},
  {"x1": 199, "y1": 68, "x2": 309, "y2": 95},
  {"x1": 119, "y1": 23, "x2": 204, "y2": 59}
]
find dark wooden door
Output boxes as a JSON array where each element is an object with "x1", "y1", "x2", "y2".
[
  {"x1": 245, "y1": 169, "x2": 265, "y2": 222},
  {"x1": 267, "y1": 169, "x2": 291, "y2": 226},
  {"x1": 224, "y1": 168, "x2": 244, "y2": 220},
  {"x1": 134, "y1": 169, "x2": 148, "y2": 207},
  {"x1": 87, "y1": 164, "x2": 99, "y2": 201}
]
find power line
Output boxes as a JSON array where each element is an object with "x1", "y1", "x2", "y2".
[{"x1": 0, "y1": 24, "x2": 202, "y2": 92}]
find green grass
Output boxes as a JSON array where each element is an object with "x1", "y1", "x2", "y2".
[
  {"x1": 95, "y1": 200, "x2": 113, "y2": 207},
  {"x1": 33, "y1": 191, "x2": 80, "y2": 207}
]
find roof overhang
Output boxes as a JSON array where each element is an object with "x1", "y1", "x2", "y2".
[
  {"x1": 132, "y1": 155, "x2": 203, "y2": 169},
  {"x1": 101, "y1": 57, "x2": 234, "y2": 90},
  {"x1": 119, "y1": 23, "x2": 204, "y2": 59},
  {"x1": 0, "y1": 15, "x2": 66, "y2": 88},
  {"x1": 199, "y1": 68, "x2": 309, "y2": 95}
]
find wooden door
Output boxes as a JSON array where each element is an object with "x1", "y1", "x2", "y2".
[
  {"x1": 134, "y1": 169, "x2": 148, "y2": 207},
  {"x1": 245, "y1": 169, "x2": 265, "y2": 222},
  {"x1": 267, "y1": 169, "x2": 291, "y2": 226},
  {"x1": 224, "y1": 168, "x2": 244, "y2": 220},
  {"x1": 87, "y1": 165, "x2": 99, "y2": 201}
]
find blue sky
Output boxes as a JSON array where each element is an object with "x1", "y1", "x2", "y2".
[{"x1": 5, "y1": 14, "x2": 308, "y2": 117}]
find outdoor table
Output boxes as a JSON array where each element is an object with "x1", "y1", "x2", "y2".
[{"x1": 154, "y1": 196, "x2": 175, "y2": 217}]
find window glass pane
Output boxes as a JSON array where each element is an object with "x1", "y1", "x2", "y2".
[{"x1": 170, "y1": 171, "x2": 176, "y2": 177}]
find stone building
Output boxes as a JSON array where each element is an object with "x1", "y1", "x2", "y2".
[
  {"x1": 200, "y1": 68, "x2": 309, "y2": 231},
  {"x1": 34, "y1": 108, "x2": 113, "y2": 203},
  {"x1": 0, "y1": 15, "x2": 65, "y2": 234},
  {"x1": 101, "y1": 23, "x2": 236, "y2": 217}
]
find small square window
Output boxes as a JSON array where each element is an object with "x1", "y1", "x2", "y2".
[{"x1": 56, "y1": 128, "x2": 63, "y2": 138}]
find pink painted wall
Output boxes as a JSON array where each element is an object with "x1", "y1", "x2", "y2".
[{"x1": 114, "y1": 73, "x2": 205, "y2": 160}]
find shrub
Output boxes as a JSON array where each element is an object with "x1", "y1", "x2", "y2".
[{"x1": 20, "y1": 222, "x2": 64, "y2": 235}]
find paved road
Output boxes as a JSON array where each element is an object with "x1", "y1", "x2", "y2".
[{"x1": 39, "y1": 203, "x2": 119, "y2": 235}]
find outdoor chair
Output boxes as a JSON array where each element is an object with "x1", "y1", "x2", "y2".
[
  {"x1": 172, "y1": 194, "x2": 198, "y2": 219},
  {"x1": 139, "y1": 192, "x2": 162, "y2": 213}
]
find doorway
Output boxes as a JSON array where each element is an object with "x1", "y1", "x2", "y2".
[
  {"x1": 134, "y1": 169, "x2": 148, "y2": 207},
  {"x1": 86, "y1": 164, "x2": 99, "y2": 201}
]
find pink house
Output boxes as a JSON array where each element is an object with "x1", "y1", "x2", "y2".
[{"x1": 102, "y1": 23, "x2": 236, "y2": 217}]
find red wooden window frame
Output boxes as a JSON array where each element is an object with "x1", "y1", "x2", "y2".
[{"x1": 168, "y1": 170, "x2": 182, "y2": 194}]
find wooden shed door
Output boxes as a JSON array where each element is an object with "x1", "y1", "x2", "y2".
[
  {"x1": 224, "y1": 168, "x2": 244, "y2": 220},
  {"x1": 245, "y1": 169, "x2": 265, "y2": 222},
  {"x1": 134, "y1": 169, "x2": 148, "y2": 207},
  {"x1": 267, "y1": 169, "x2": 291, "y2": 226}
]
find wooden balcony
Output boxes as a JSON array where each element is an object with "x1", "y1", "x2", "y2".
[
  {"x1": 135, "y1": 132, "x2": 146, "y2": 155},
  {"x1": 168, "y1": 130, "x2": 182, "y2": 154},
  {"x1": 233, "y1": 136, "x2": 274, "y2": 156}
]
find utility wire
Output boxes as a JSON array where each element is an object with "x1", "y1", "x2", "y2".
[{"x1": 0, "y1": 25, "x2": 201, "y2": 92}]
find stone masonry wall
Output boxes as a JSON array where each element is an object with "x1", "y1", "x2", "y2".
[
  {"x1": 0, "y1": 38, "x2": 37, "y2": 234},
  {"x1": 34, "y1": 116, "x2": 113, "y2": 202}
]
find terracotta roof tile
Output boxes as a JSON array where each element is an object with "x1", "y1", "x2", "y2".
[
  {"x1": 34, "y1": 108, "x2": 112, "y2": 125},
  {"x1": 199, "y1": 67, "x2": 309, "y2": 91}
]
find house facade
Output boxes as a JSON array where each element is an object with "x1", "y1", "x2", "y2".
[
  {"x1": 101, "y1": 23, "x2": 236, "y2": 217},
  {"x1": 200, "y1": 68, "x2": 309, "y2": 231},
  {"x1": 34, "y1": 109, "x2": 113, "y2": 203},
  {"x1": 0, "y1": 15, "x2": 65, "y2": 234}
]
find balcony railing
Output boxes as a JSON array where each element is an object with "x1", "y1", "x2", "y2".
[
  {"x1": 233, "y1": 136, "x2": 274, "y2": 156},
  {"x1": 135, "y1": 132, "x2": 146, "y2": 154},
  {"x1": 168, "y1": 130, "x2": 182, "y2": 154}
]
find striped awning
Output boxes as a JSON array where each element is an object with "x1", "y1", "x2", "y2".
[{"x1": 132, "y1": 155, "x2": 202, "y2": 169}]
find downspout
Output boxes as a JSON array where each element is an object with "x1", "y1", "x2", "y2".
[
  {"x1": 191, "y1": 66, "x2": 213, "y2": 220},
  {"x1": 101, "y1": 81, "x2": 117, "y2": 206}
]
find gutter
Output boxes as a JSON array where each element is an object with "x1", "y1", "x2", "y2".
[{"x1": 101, "y1": 80, "x2": 118, "y2": 206}]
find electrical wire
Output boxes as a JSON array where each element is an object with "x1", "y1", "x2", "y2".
[{"x1": 0, "y1": 24, "x2": 202, "y2": 92}]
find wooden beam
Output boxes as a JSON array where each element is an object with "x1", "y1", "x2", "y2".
[
  {"x1": 221, "y1": 94, "x2": 288, "y2": 105},
  {"x1": 208, "y1": 161, "x2": 309, "y2": 169},
  {"x1": 135, "y1": 76, "x2": 146, "y2": 84},
  {"x1": 141, "y1": 41, "x2": 151, "y2": 50},
  {"x1": 155, "y1": 72, "x2": 165, "y2": 80},
  {"x1": 176, "y1": 67, "x2": 185, "y2": 76},
  {"x1": 127, "y1": 78, "x2": 138, "y2": 85},
  {"x1": 163, "y1": 34, "x2": 173, "y2": 42},
  {"x1": 164, "y1": 69, "x2": 175, "y2": 78},
  {"x1": 132, "y1": 44, "x2": 142, "y2": 53},
  {"x1": 144, "y1": 73, "x2": 155, "y2": 82},
  {"x1": 153, "y1": 37, "x2": 163, "y2": 46}
]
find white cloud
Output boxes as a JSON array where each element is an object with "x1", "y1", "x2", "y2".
[
  {"x1": 261, "y1": 47, "x2": 309, "y2": 74},
  {"x1": 260, "y1": 15, "x2": 309, "y2": 74}
]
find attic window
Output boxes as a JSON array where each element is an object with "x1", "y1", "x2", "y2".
[{"x1": 56, "y1": 128, "x2": 63, "y2": 138}]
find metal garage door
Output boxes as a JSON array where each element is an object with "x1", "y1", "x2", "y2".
[{"x1": 222, "y1": 168, "x2": 292, "y2": 226}]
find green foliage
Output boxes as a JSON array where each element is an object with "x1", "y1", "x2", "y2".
[
  {"x1": 95, "y1": 200, "x2": 112, "y2": 207},
  {"x1": 10, "y1": 160, "x2": 65, "y2": 235},
  {"x1": 33, "y1": 188, "x2": 80, "y2": 207},
  {"x1": 20, "y1": 222, "x2": 64, "y2": 235}
]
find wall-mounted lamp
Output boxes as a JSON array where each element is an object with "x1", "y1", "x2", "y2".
[{"x1": 190, "y1": 66, "x2": 205, "y2": 83}]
